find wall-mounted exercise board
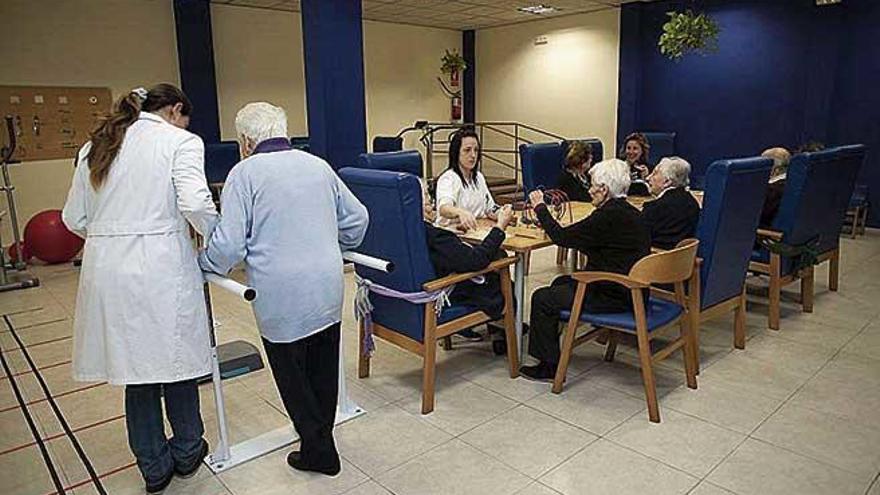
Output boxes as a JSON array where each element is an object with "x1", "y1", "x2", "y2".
[{"x1": 0, "y1": 85, "x2": 112, "y2": 162}]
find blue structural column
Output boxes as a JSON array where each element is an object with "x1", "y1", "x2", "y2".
[
  {"x1": 173, "y1": 0, "x2": 221, "y2": 143},
  {"x1": 463, "y1": 30, "x2": 476, "y2": 124},
  {"x1": 301, "y1": 0, "x2": 367, "y2": 169}
]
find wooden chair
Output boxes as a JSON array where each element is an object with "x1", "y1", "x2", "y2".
[
  {"x1": 340, "y1": 167, "x2": 519, "y2": 414},
  {"x1": 553, "y1": 239, "x2": 700, "y2": 423}
]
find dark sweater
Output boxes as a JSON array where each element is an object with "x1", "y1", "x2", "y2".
[
  {"x1": 760, "y1": 180, "x2": 785, "y2": 229},
  {"x1": 556, "y1": 170, "x2": 592, "y2": 202},
  {"x1": 642, "y1": 187, "x2": 701, "y2": 250},
  {"x1": 425, "y1": 223, "x2": 507, "y2": 318},
  {"x1": 536, "y1": 198, "x2": 651, "y2": 312}
]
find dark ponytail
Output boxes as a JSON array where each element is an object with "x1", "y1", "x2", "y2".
[{"x1": 87, "y1": 83, "x2": 192, "y2": 188}]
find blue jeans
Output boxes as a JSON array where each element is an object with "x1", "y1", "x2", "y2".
[{"x1": 124, "y1": 379, "x2": 205, "y2": 485}]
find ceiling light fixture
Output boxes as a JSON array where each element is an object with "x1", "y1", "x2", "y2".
[{"x1": 518, "y1": 5, "x2": 558, "y2": 15}]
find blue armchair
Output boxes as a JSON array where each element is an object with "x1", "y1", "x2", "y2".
[
  {"x1": 750, "y1": 145, "x2": 866, "y2": 329},
  {"x1": 519, "y1": 142, "x2": 565, "y2": 193},
  {"x1": 339, "y1": 167, "x2": 519, "y2": 414},
  {"x1": 357, "y1": 150, "x2": 423, "y2": 177},
  {"x1": 204, "y1": 141, "x2": 240, "y2": 185},
  {"x1": 372, "y1": 136, "x2": 404, "y2": 153},
  {"x1": 641, "y1": 132, "x2": 676, "y2": 168}
]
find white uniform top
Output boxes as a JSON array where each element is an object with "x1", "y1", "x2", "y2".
[
  {"x1": 62, "y1": 112, "x2": 218, "y2": 385},
  {"x1": 434, "y1": 169, "x2": 497, "y2": 229}
]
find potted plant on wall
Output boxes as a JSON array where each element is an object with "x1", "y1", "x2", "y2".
[
  {"x1": 440, "y1": 49, "x2": 467, "y2": 88},
  {"x1": 658, "y1": 9, "x2": 721, "y2": 61}
]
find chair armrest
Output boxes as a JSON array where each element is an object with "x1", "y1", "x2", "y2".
[
  {"x1": 756, "y1": 228, "x2": 784, "y2": 241},
  {"x1": 570, "y1": 271, "x2": 648, "y2": 289},
  {"x1": 422, "y1": 256, "x2": 518, "y2": 292}
]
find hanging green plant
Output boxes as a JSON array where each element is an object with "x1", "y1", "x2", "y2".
[
  {"x1": 658, "y1": 10, "x2": 720, "y2": 61},
  {"x1": 440, "y1": 49, "x2": 467, "y2": 74}
]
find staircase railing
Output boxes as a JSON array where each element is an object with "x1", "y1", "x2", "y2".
[{"x1": 398, "y1": 121, "x2": 567, "y2": 183}]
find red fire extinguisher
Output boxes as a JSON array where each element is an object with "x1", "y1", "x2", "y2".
[{"x1": 451, "y1": 95, "x2": 462, "y2": 121}]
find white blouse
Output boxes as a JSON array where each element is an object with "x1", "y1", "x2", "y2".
[{"x1": 434, "y1": 169, "x2": 497, "y2": 228}]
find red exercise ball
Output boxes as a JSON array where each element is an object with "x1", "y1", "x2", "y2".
[
  {"x1": 23, "y1": 210, "x2": 84, "y2": 264},
  {"x1": 7, "y1": 241, "x2": 31, "y2": 264}
]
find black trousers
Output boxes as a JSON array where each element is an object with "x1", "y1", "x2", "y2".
[
  {"x1": 528, "y1": 276, "x2": 632, "y2": 365},
  {"x1": 262, "y1": 323, "x2": 340, "y2": 467}
]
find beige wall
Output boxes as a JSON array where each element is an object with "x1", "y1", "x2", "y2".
[
  {"x1": 0, "y1": 0, "x2": 180, "y2": 242},
  {"x1": 211, "y1": 4, "x2": 307, "y2": 140},
  {"x1": 476, "y1": 8, "x2": 621, "y2": 176},
  {"x1": 363, "y1": 20, "x2": 460, "y2": 156}
]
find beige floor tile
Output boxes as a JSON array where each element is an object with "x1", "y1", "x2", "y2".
[
  {"x1": 0, "y1": 407, "x2": 46, "y2": 453},
  {"x1": 753, "y1": 403, "x2": 880, "y2": 481},
  {"x1": 334, "y1": 404, "x2": 452, "y2": 476},
  {"x1": 7, "y1": 305, "x2": 70, "y2": 330},
  {"x1": 219, "y1": 448, "x2": 367, "y2": 495},
  {"x1": 0, "y1": 444, "x2": 64, "y2": 495},
  {"x1": 46, "y1": 418, "x2": 133, "y2": 484},
  {"x1": 99, "y1": 464, "x2": 232, "y2": 495},
  {"x1": 841, "y1": 325, "x2": 880, "y2": 361},
  {"x1": 342, "y1": 480, "x2": 393, "y2": 495},
  {"x1": 461, "y1": 405, "x2": 597, "y2": 478},
  {"x1": 9, "y1": 319, "x2": 73, "y2": 348},
  {"x1": 789, "y1": 353, "x2": 880, "y2": 430},
  {"x1": 660, "y1": 379, "x2": 783, "y2": 434},
  {"x1": 31, "y1": 383, "x2": 123, "y2": 436},
  {"x1": 869, "y1": 477, "x2": 880, "y2": 495},
  {"x1": 577, "y1": 356, "x2": 686, "y2": 404},
  {"x1": 740, "y1": 333, "x2": 836, "y2": 374},
  {"x1": 515, "y1": 482, "x2": 562, "y2": 495},
  {"x1": 201, "y1": 384, "x2": 291, "y2": 446},
  {"x1": 607, "y1": 408, "x2": 745, "y2": 477},
  {"x1": 687, "y1": 481, "x2": 736, "y2": 495},
  {"x1": 0, "y1": 288, "x2": 48, "y2": 315},
  {"x1": 540, "y1": 439, "x2": 698, "y2": 495},
  {"x1": 463, "y1": 359, "x2": 552, "y2": 403},
  {"x1": 396, "y1": 378, "x2": 516, "y2": 435},
  {"x1": 0, "y1": 371, "x2": 43, "y2": 409},
  {"x1": 697, "y1": 352, "x2": 810, "y2": 400},
  {"x1": 707, "y1": 439, "x2": 868, "y2": 495},
  {"x1": 525, "y1": 376, "x2": 645, "y2": 435},
  {"x1": 376, "y1": 438, "x2": 531, "y2": 495}
]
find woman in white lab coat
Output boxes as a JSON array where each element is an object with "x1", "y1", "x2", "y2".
[{"x1": 62, "y1": 84, "x2": 218, "y2": 494}]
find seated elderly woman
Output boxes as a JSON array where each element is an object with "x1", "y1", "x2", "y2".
[
  {"x1": 643, "y1": 156, "x2": 701, "y2": 250},
  {"x1": 759, "y1": 147, "x2": 791, "y2": 229},
  {"x1": 422, "y1": 186, "x2": 515, "y2": 342},
  {"x1": 434, "y1": 127, "x2": 498, "y2": 231},
  {"x1": 556, "y1": 141, "x2": 593, "y2": 202},
  {"x1": 520, "y1": 159, "x2": 651, "y2": 381}
]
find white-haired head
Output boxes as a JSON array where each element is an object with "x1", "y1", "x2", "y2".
[
  {"x1": 589, "y1": 158, "x2": 631, "y2": 203},
  {"x1": 658, "y1": 156, "x2": 691, "y2": 186},
  {"x1": 235, "y1": 102, "x2": 288, "y2": 156}
]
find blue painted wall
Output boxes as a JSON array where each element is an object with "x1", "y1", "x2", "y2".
[
  {"x1": 618, "y1": 0, "x2": 879, "y2": 224},
  {"x1": 301, "y1": 0, "x2": 367, "y2": 169},
  {"x1": 173, "y1": 0, "x2": 221, "y2": 143}
]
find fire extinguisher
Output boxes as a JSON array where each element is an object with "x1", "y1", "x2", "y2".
[{"x1": 451, "y1": 95, "x2": 462, "y2": 121}]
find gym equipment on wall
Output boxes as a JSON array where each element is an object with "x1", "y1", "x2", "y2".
[{"x1": 0, "y1": 115, "x2": 39, "y2": 292}]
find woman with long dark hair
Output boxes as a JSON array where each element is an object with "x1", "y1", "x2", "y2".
[
  {"x1": 62, "y1": 83, "x2": 218, "y2": 494},
  {"x1": 619, "y1": 132, "x2": 652, "y2": 196},
  {"x1": 434, "y1": 127, "x2": 498, "y2": 231}
]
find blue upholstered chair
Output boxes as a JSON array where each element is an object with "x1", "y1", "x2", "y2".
[
  {"x1": 750, "y1": 145, "x2": 866, "y2": 330},
  {"x1": 519, "y1": 142, "x2": 565, "y2": 193},
  {"x1": 289, "y1": 136, "x2": 310, "y2": 152},
  {"x1": 553, "y1": 239, "x2": 700, "y2": 423},
  {"x1": 563, "y1": 138, "x2": 604, "y2": 163},
  {"x1": 691, "y1": 157, "x2": 772, "y2": 350},
  {"x1": 204, "y1": 141, "x2": 240, "y2": 185},
  {"x1": 358, "y1": 150, "x2": 423, "y2": 177},
  {"x1": 641, "y1": 132, "x2": 676, "y2": 167},
  {"x1": 339, "y1": 167, "x2": 519, "y2": 414},
  {"x1": 372, "y1": 136, "x2": 404, "y2": 153},
  {"x1": 845, "y1": 184, "x2": 869, "y2": 238}
]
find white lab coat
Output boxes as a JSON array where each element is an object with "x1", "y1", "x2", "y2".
[{"x1": 62, "y1": 112, "x2": 219, "y2": 385}]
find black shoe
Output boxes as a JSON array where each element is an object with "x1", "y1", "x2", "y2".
[
  {"x1": 287, "y1": 450, "x2": 341, "y2": 476},
  {"x1": 145, "y1": 469, "x2": 174, "y2": 494},
  {"x1": 174, "y1": 439, "x2": 209, "y2": 479},
  {"x1": 519, "y1": 361, "x2": 558, "y2": 382},
  {"x1": 456, "y1": 328, "x2": 483, "y2": 342}
]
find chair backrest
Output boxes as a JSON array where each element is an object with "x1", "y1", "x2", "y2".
[
  {"x1": 358, "y1": 150, "x2": 423, "y2": 177},
  {"x1": 817, "y1": 145, "x2": 865, "y2": 252},
  {"x1": 696, "y1": 157, "x2": 773, "y2": 309},
  {"x1": 520, "y1": 142, "x2": 565, "y2": 193},
  {"x1": 773, "y1": 146, "x2": 864, "y2": 255},
  {"x1": 372, "y1": 136, "x2": 404, "y2": 153},
  {"x1": 563, "y1": 138, "x2": 604, "y2": 163},
  {"x1": 630, "y1": 238, "x2": 699, "y2": 285},
  {"x1": 641, "y1": 132, "x2": 676, "y2": 168},
  {"x1": 204, "y1": 141, "x2": 241, "y2": 184},
  {"x1": 290, "y1": 136, "x2": 310, "y2": 152},
  {"x1": 339, "y1": 167, "x2": 436, "y2": 343}
]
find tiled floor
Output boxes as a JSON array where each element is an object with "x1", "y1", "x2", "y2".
[{"x1": 2, "y1": 230, "x2": 880, "y2": 495}]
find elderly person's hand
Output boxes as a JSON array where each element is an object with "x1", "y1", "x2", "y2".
[
  {"x1": 495, "y1": 205, "x2": 514, "y2": 229},
  {"x1": 456, "y1": 209, "x2": 478, "y2": 231},
  {"x1": 528, "y1": 190, "x2": 545, "y2": 207},
  {"x1": 635, "y1": 164, "x2": 650, "y2": 179}
]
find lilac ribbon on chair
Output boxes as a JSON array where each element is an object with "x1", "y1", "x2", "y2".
[{"x1": 354, "y1": 274, "x2": 453, "y2": 357}]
